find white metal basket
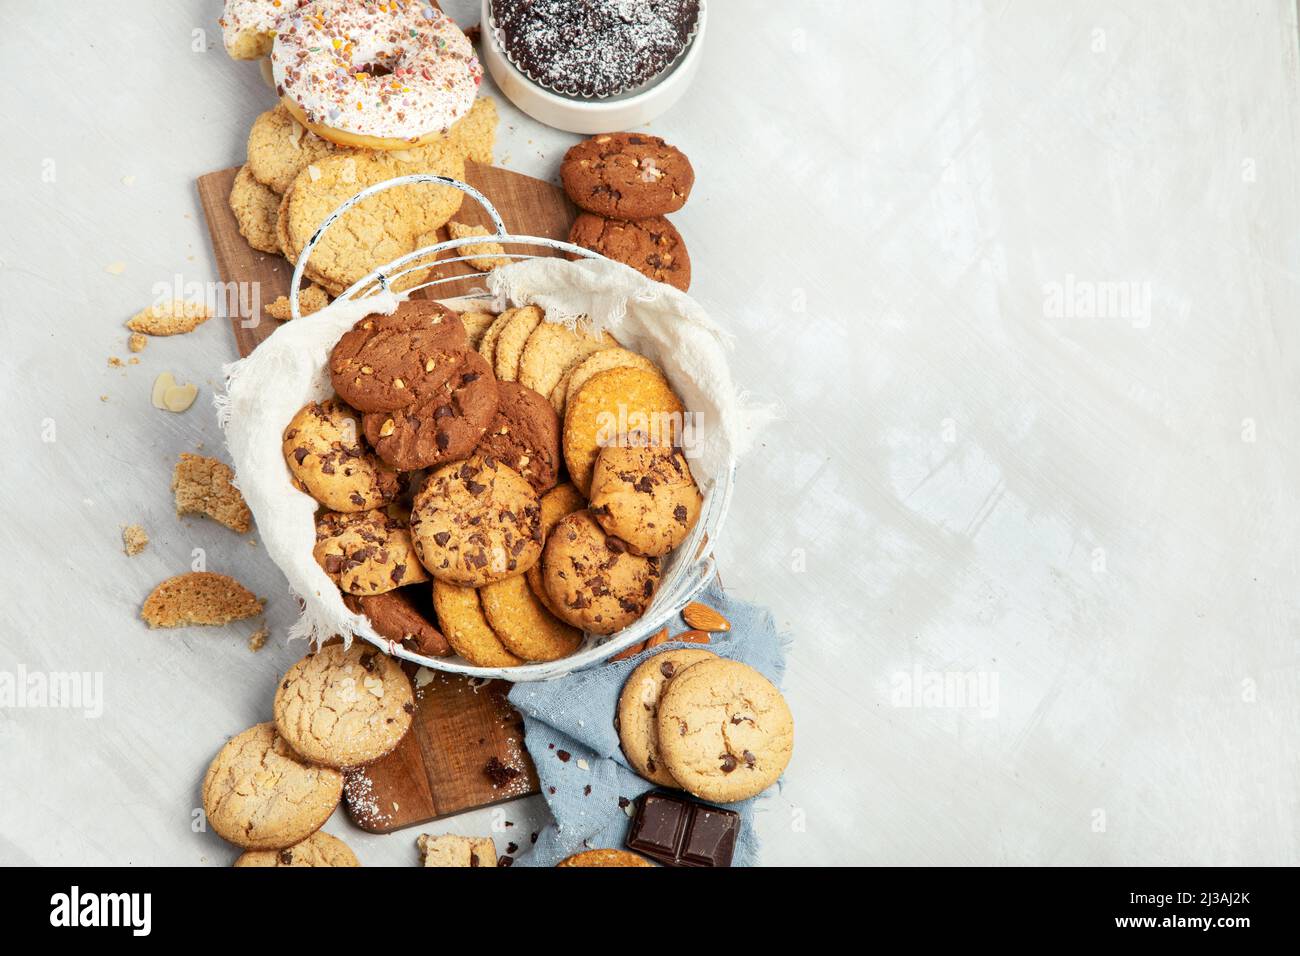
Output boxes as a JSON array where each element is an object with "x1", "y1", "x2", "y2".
[{"x1": 289, "y1": 174, "x2": 734, "y2": 681}]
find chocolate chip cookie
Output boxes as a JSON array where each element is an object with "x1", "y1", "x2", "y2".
[
  {"x1": 313, "y1": 509, "x2": 429, "y2": 595},
  {"x1": 283, "y1": 398, "x2": 404, "y2": 512},
  {"x1": 234, "y1": 831, "x2": 361, "y2": 867},
  {"x1": 656, "y1": 659, "x2": 794, "y2": 804},
  {"x1": 409, "y1": 455, "x2": 543, "y2": 587},
  {"x1": 361, "y1": 348, "x2": 498, "y2": 471},
  {"x1": 273, "y1": 642, "x2": 415, "y2": 769},
  {"x1": 589, "y1": 443, "x2": 702, "y2": 556},
  {"x1": 541, "y1": 511, "x2": 661, "y2": 634},
  {"x1": 343, "y1": 587, "x2": 450, "y2": 657},
  {"x1": 561, "y1": 133, "x2": 694, "y2": 218},
  {"x1": 618, "y1": 647, "x2": 717, "y2": 787},
  {"x1": 568, "y1": 213, "x2": 690, "y2": 291},
  {"x1": 473, "y1": 381, "x2": 561, "y2": 493}
]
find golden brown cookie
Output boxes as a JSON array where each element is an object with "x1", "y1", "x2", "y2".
[
  {"x1": 126, "y1": 299, "x2": 213, "y2": 336},
  {"x1": 473, "y1": 381, "x2": 561, "y2": 493},
  {"x1": 282, "y1": 398, "x2": 404, "y2": 512},
  {"x1": 569, "y1": 213, "x2": 691, "y2": 291},
  {"x1": 518, "y1": 320, "x2": 617, "y2": 406},
  {"x1": 526, "y1": 482, "x2": 586, "y2": 618},
  {"x1": 542, "y1": 511, "x2": 661, "y2": 634},
  {"x1": 410, "y1": 456, "x2": 542, "y2": 586},
  {"x1": 431, "y1": 580, "x2": 523, "y2": 668},
  {"x1": 230, "y1": 164, "x2": 282, "y2": 254},
  {"x1": 476, "y1": 308, "x2": 518, "y2": 369},
  {"x1": 273, "y1": 642, "x2": 415, "y2": 769},
  {"x1": 233, "y1": 830, "x2": 360, "y2": 867},
  {"x1": 556, "y1": 848, "x2": 654, "y2": 868},
  {"x1": 172, "y1": 453, "x2": 254, "y2": 533},
  {"x1": 416, "y1": 833, "x2": 497, "y2": 867},
  {"x1": 559, "y1": 347, "x2": 658, "y2": 416},
  {"x1": 279, "y1": 142, "x2": 465, "y2": 295},
  {"x1": 141, "y1": 572, "x2": 264, "y2": 628},
  {"x1": 589, "y1": 443, "x2": 702, "y2": 556},
  {"x1": 313, "y1": 509, "x2": 430, "y2": 595},
  {"x1": 562, "y1": 366, "x2": 685, "y2": 496},
  {"x1": 456, "y1": 309, "x2": 499, "y2": 349},
  {"x1": 343, "y1": 587, "x2": 450, "y2": 657},
  {"x1": 201, "y1": 722, "x2": 343, "y2": 850},
  {"x1": 493, "y1": 305, "x2": 544, "y2": 381},
  {"x1": 480, "y1": 573, "x2": 582, "y2": 662},
  {"x1": 617, "y1": 648, "x2": 717, "y2": 786},
  {"x1": 247, "y1": 103, "x2": 347, "y2": 194},
  {"x1": 447, "y1": 221, "x2": 511, "y2": 271},
  {"x1": 560, "y1": 133, "x2": 694, "y2": 218},
  {"x1": 657, "y1": 659, "x2": 794, "y2": 804}
]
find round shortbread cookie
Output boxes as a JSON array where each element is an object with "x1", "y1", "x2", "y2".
[
  {"x1": 229, "y1": 164, "x2": 282, "y2": 254},
  {"x1": 542, "y1": 511, "x2": 661, "y2": 634},
  {"x1": 525, "y1": 482, "x2": 586, "y2": 618},
  {"x1": 656, "y1": 659, "x2": 794, "y2": 804},
  {"x1": 282, "y1": 398, "x2": 404, "y2": 512},
  {"x1": 409, "y1": 456, "x2": 542, "y2": 586},
  {"x1": 517, "y1": 320, "x2": 617, "y2": 403},
  {"x1": 201, "y1": 722, "x2": 343, "y2": 850},
  {"x1": 493, "y1": 305, "x2": 544, "y2": 382},
  {"x1": 562, "y1": 366, "x2": 685, "y2": 496},
  {"x1": 617, "y1": 647, "x2": 717, "y2": 787},
  {"x1": 274, "y1": 642, "x2": 415, "y2": 769},
  {"x1": 561, "y1": 347, "x2": 658, "y2": 415},
  {"x1": 233, "y1": 830, "x2": 360, "y2": 867},
  {"x1": 431, "y1": 579, "x2": 523, "y2": 668},
  {"x1": 476, "y1": 307, "x2": 517, "y2": 370},
  {"x1": 480, "y1": 573, "x2": 582, "y2": 662}
]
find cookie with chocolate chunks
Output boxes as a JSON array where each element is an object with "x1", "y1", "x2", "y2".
[
  {"x1": 541, "y1": 510, "x2": 661, "y2": 635},
  {"x1": 313, "y1": 508, "x2": 429, "y2": 595},
  {"x1": 409, "y1": 455, "x2": 542, "y2": 587},
  {"x1": 588, "y1": 442, "x2": 701, "y2": 556}
]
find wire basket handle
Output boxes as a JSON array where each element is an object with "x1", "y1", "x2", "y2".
[{"x1": 288, "y1": 174, "x2": 508, "y2": 319}]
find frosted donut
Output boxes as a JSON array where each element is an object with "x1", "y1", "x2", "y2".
[
  {"x1": 219, "y1": 0, "x2": 310, "y2": 60},
  {"x1": 271, "y1": 0, "x2": 483, "y2": 151}
]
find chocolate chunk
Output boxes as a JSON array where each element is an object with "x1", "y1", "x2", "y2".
[
  {"x1": 719, "y1": 753, "x2": 738, "y2": 773},
  {"x1": 556, "y1": 749, "x2": 571, "y2": 762},
  {"x1": 626, "y1": 791, "x2": 738, "y2": 868},
  {"x1": 485, "y1": 756, "x2": 522, "y2": 787}
]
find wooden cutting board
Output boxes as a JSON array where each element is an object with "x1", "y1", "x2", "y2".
[{"x1": 197, "y1": 159, "x2": 577, "y2": 832}]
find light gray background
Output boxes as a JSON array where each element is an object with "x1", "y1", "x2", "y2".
[{"x1": 2, "y1": 0, "x2": 1297, "y2": 865}]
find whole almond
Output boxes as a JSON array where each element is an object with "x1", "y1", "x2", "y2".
[
  {"x1": 649, "y1": 629, "x2": 710, "y2": 648},
  {"x1": 682, "y1": 602, "x2": 731, "y2": 633}
]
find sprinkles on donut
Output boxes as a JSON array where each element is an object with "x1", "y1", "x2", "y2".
[{"x1": 271, "y1": 0, "x2": 483, "y2": 150}]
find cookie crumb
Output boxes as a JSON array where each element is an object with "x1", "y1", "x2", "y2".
[
  {"x1": 172, "y1": 453, "x2": 253, "y2": 533},
  {"x1": 108, "y1": 356, "x2": 124, "y2": 368},
  {"x1": 105, "y1": 261, "x2": 126, "y2": 275},
  {"x1": 248, "y1": 625, "x2": 269, "y2": 652},
  {"x1": 122, "y1": 524, "x2": 149, "y2": 556},
  {"x1": 128, "y1": 332, "x2": 148, "y2": 353}
]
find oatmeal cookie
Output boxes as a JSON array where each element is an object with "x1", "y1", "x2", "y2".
[{"x1": 229, "y1": 164, "x2": 282, "y2": 254}]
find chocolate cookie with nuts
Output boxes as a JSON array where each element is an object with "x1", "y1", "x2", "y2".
[
  {"x1": 561, "y1": 133, "x2": 694, "y2": 219},
  {"x1": 473, "y1": 381, "x2": 561, "y2": 493},
  {"x1": 568, "y1": 213, "x2": 690, "y2": 292}
]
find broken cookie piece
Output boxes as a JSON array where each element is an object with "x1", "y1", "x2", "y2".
[
  {"x1": 265, "y1": 284, "x2": 331, "y2": 320},
  {"x1": 448, "y1": 221, "x2": 511, "y2": 271},
  {"x1": 415, "y1": 833, "x2": 497, "y2": 867},
  {"x1": 141, "y1": 571, "x2": 264, "y2": 628},
  {"x1": 126, "y1": 299, "x2": 212, "y2": 336},
  {"x1": 172, "y1": 452, "x2": 253, "y2": 533},
  {"x1": 122, "y1": 524, "x2": 149, "y2": 556}
]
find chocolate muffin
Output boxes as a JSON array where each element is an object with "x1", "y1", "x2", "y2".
[{"x1": 490, "y1": 0, "x2": 701, "y2": 99}]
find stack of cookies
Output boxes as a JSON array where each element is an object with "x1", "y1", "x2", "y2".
[
  {"x1": 228, "y1": 94, "x2": 499, "y2": 309},
  {"x1": 617, "y1": 643, "x2": 795, "y2": 805},
  {"x1": 561, "y1": 133, "x2": 695, "y2": 292},
  {"x1": 283, "y1": 297, "x2": 705, "y2": 667}
]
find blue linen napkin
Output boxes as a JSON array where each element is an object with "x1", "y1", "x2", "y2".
[{"x1": 506, "y1": 582, "x2": 791, "y2": 867}]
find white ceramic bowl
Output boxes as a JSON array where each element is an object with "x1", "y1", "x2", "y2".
[{"x1": 479, "y1": 0, "x2": 707, "y2": 134}]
